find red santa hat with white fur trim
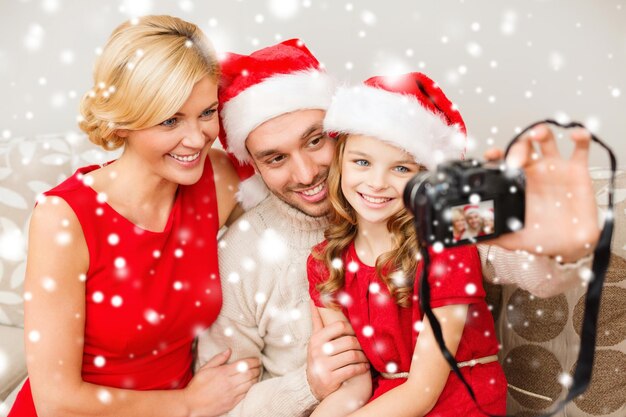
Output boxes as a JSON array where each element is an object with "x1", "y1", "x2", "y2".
[
  {"x1": 218, "y1": 39, "x2": 336, "y2": 209},
  {"x1": 323, "y1": 72, "x2": 466, "y2": 170},
  {"x1": 463, "y1": 205, "x2": 481, "y2": 216}
]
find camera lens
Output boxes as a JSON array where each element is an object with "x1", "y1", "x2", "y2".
[
  {"x1": 403, "y1": 172, "x2": 432, "y2": 214},
  {"x1": 468, "y1": 173, "x2": 484, "y2": 188}
]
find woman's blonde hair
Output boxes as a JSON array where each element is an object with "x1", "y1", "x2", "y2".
[
  {"x1": 79, "y1": 15, "x2": 220, "y2": 150},
  {"x1": 313, "y1": 134, "x2": 424, "y2": 308},
  {"x1": 451, "y1": 208, "x2": 465, "y2": 222}
]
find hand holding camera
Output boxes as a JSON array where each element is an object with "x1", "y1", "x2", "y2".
[
  {"x1": 484, "y1": 124, "x2": 600, "y2": 263},
  {"x1": 405, "y1": 121, "x2": 614, "y2": 417},
  {"x1": 405, "y1": 123, "x2": 601, "y2": 263}
]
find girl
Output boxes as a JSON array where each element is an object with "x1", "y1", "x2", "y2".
[
  {"x1": 482, "y1": 209, "x2": 495, "y2": 235},
  {"x1": 10, "y1": 16, "x2": 260, "y2": 417},
  {"x1": 308, "y1": 72, "x2": 506, "y2": 417}
]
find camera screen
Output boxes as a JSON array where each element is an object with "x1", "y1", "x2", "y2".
[{"x1": 447, "y1": 200, "x2": 495, "y2": 244}]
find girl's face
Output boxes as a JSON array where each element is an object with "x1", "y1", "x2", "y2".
[
  {"x1": 483, "y1": 217, "x2": 494, "y2": 233},
  {"x1": 117, "y1": 76, "x2": 219, "y2": 186},
  {"x1": 340, "y1": 134, "x2": 421, "y2": 227}
]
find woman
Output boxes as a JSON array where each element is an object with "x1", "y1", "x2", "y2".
[
  {"x1": 450, "y1": 207, "x2": 466, "y2": 241},
  {"x1": 11, "y1": 16, "x2": 259, "y2": 417}
]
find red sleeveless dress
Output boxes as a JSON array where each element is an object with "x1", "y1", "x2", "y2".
[{"x1": 10, "y1": 158, "x2": 222, "y2": 416}]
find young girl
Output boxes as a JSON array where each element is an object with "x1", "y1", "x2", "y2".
[{"x1": 307, "y1": 72, "x2": 506, "y2": 417}]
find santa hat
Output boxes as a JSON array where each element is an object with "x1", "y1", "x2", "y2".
[
  {"x1": 482, "y1": 208, "x2": 494, "y2": 220},
  {"x1": 324, "y1": 72, "x2": 466, "y2": 170},
  {"x1": 463, "y1": 205, "x2": 481, "y2": 216},
  {"x1": 218, "y1": 39, "x2": 335, "y2": 209}
]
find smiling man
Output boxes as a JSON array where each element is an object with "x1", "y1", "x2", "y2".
[{"x1": 196, "y1": 40, "x2": 370, "y2": 417}]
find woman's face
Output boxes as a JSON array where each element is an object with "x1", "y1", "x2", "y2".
[
  {"x1": 118, "y1": 76, "x2": 219, "y2": 186},
  {"x1": 452, "y1": 217, "x2": 466, "y2": 232}
]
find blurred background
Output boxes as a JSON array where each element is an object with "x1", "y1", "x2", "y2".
[{"x1": 1, "y1": 0, "x2": 624, "y2": 167}]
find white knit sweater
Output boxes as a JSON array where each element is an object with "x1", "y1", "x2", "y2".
[
  {"x1": 197, "y1": 194, "x2": 584, "y2": 416},
  {"x1": 197, "y1": 194, "x2": 328, "y2": 416}
]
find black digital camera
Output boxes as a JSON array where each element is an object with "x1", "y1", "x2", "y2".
[{"x1": 403, "y1": 159, "x2": 526, "y2": 247}]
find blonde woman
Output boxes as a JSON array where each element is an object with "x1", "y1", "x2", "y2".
[
  {"x1": 450, "y1": 208, "x2": 466, "y2": 241},
  {"x1": 10, "y1": 16, "x2": 259, "y2": 417}
]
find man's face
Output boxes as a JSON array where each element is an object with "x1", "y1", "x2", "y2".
[
  {"x1": 246, "y1": 109, "x2": 335, "y2": 217},
  {"x1": 466, "y1": 212, "x2": 482, "y2": 229}
]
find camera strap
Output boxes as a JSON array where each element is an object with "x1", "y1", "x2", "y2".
[{"x1": 417, "y1": 120, "x2": 616, "y2": 417}]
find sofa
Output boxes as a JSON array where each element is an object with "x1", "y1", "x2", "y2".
[{"x1": 0, "y1": 133, "x2": 624, "y2": 415}]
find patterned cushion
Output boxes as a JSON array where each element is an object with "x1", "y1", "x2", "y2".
[
  {"x1": 0, "y1": 135, "x2": 74, "y2": 327},
  {"x1": 0, "y1": 133, "x2": 116, "y2": 328}
]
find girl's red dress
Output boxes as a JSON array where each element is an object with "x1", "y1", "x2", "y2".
[
  {"x1": 308, "y1": 242, "x2": 506, "y2": 416},
  {"x1": 10, "y1": 158, "x2": 222, "y2": 416}
]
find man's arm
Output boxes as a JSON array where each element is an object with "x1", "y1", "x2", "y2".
[
  {"x1": 478, "y1": 244, "x2": 591, "y2": 298},
  {"x1": 197, "y1": 276, "x2": 320, "y2": 417},
  {"x1": 485, "y1": 124, "x2": 600, "y2": 262},
  {"x1": 480, "y1": 124, "x2": 599, "y2": 297}
]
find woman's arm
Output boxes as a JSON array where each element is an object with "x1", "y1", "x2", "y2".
[
  {"x1": 310, "y1": 308, "x2": 372, "y2": 417},
  {"x1": 25, "y1": 199, "x2": 258, "y2": 417},
  {"x1": 347, "y1": 305, "x2": 468, "y2": 417},
  {"x1": 209, "y1": 148, "x2": 244, "y2": 228}
]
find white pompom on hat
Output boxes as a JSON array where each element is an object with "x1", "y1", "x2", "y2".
[
  {"x1": 217, "y1": 39, "x2": 336, "y2": 209},
  {"x1": 323, "y1": 72, "x2": 467, "y2": 170}
]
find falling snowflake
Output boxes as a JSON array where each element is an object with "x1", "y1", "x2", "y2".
[
  {"x1": 385, "y1": 362, "x2": 398, "y2": 373},
  {"x1": 92, "y1": 291, "x2": 104, "y2": 303},
  {"x1": 114, "y1": 257, "x2": 126, "y2": 269},
  {"x1": 28, "y1": 330, "x2": 41, "y2": 343},
  {"x1": 258, "y1": 228, "x2": 287, "y2": 263},
  {"x1": 111, "y1": 295, "x2": 123, "y2": 307},
  {"x1": 268, "y1": 0, "x2": 299, "y2": 19},
  {"x1": 94, "y1": 355, "x2": 106, "y2": 368},
  {"x1": 465, "y1": 283, "x2": 477, "y2": 295},
  {"x1": 97, "y1": 388, "x2": 112, "y2": 404},
  {"x1": 236, "y1": 361, "x2": 249, "y2": 373}
]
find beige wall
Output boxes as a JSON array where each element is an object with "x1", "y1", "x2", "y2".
[{"x1": 1, "y1": 0, "x2": 624, "y2": 167}]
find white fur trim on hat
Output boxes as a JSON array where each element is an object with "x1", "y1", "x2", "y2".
[
  {"x1": 237, "y1": 173, "x2": 269, "y2": 210},
  {"x1": 324, "y1": 85, "x2": 465, "y2": 170},
  {"x1": 221, "y1": 71, "x2": 336, "y2": 163},
  {"x1": 464, "y1": 206, "x2": 481, "y2": 215}
]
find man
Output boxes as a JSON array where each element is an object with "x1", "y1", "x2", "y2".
[
  {"x1": 197, "y1": 39, "x2": 599, "y2": 416},
  {"x1": 461, "y1": 205, "x2": 485, "y2": 239}
]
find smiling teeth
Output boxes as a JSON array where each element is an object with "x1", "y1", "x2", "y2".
[
  {"x1": 361, "y1": 194, "x2": 391, "y2": 204},
  {"x1": 301, "y1": 183, "x2": 324, "y2": 196},
  {"x1": 169, "y1": 152, "x2": 200, "y2": 162}
]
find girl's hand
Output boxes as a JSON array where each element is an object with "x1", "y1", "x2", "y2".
[{"x1": 184, "y1": 349, "x2": 261, "y2": 417}]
